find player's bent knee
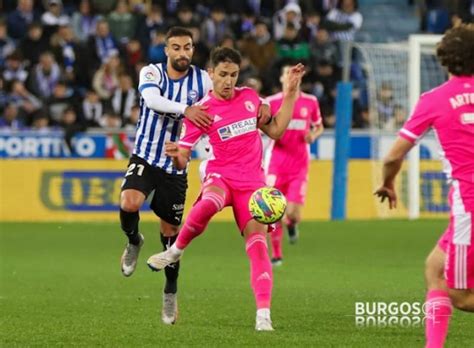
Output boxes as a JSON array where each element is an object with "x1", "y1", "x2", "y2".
[
  {"x1": 449, "y1": 292, "x2": 474, "y2": 312},
  {"x1": 120, "y1": 192, "x2": 143, "y2": 212},
  {"x1": 161, "y1": 224, "x2": 179, "y2": 236}
]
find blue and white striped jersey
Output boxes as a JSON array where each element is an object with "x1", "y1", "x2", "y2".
[{"x1": 134, "y1": 63, "x2": 212, "y2": 175}]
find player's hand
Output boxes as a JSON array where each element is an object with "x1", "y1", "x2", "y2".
[
  {"x1": 374, "y1": 184, "x2": 397, "y2": 209},
  {"x1": 164, "y1": 141, "x2": 179, "y2": 158},
  {"x1": 257, "y1": 104, "x2": 271, "y2": 127},
  {"x1": 184, "y1": 105, "x2": 212, "y2": 128},
  {"x1": 283, "y1": 63, "x2": 305, "y2": 96}
]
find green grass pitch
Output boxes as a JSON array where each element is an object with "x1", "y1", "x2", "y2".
[{"x1": 1, "y1": 220, "x2": 473, "y2": 347}]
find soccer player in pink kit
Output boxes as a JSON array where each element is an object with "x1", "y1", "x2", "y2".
[
  {"x1": 375, "y1": 24, "x2": 474, "y2": 348},
  {"x1": 146, "y1": 47, "x2": 304, "y2": 331},
  {"x1": 265, "y1": 66, "x2": 324, "y2": 265}
]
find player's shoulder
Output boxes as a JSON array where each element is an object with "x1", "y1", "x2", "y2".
[
  {"x1": 301, "y1": 92, "x2": 318, "y2": 102},
  {"x1": 265, "y1": 92, "x2": 283, "y2": 103},
  {"x1": 195, "y1": 92, "x2": 213, "y2": 106},
  {"x1": 420, "y1": 80, "x2": 452, "y2": 100},
  {"x1": 140, "y1": 63, "x2": 164, "y2": 82},
  {"x1": 236, "y1": 86, "x2": 260, "y2": 100}
]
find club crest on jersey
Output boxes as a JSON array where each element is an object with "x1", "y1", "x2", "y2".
[
  {"x1": 218, "y1": 118, "x2": 257, "y2": 141},
  {"x1": 188, "y1": 90, "x2": 198, "y2": 103},
  {"x1": 300, "y1": 107, "x2": 308, "y2": 118},
  {"x1": 245, "y1": 101, "x2": 256, "y2": 113}
]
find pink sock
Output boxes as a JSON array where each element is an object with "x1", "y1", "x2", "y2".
[
  {"x1": 246, "y1": 233, "x2": 273, "y2": 309},
  {"x1": 271, "y1": 223, "x2": 283, "y2": 259},
  {"x1": 175, "y1": 192, "x2": 224, "y2": 249},
  {"x1": 425, "y1": 290, "x2": 452, "y2": 348}
]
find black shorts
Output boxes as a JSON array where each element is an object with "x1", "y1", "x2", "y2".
[{"x1": 121, "y1": 155, "x2": 188, "y2": 225}]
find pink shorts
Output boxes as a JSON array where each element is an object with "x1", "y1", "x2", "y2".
[
  {"x1": 266, "y1": 172, "x2": 308, "y2": 205},
  {"x1": 199, "y1": 173, "x2": 266, "y2": 233},
  {"x1": 443, "y1": 186, "x2": 474, "y2": 289}
]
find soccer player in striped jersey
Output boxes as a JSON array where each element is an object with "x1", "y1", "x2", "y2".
[
  {"x1": 118, "y1": 27, "x2": 214, "y2": 325},
  {"x1": 265, "y1": 66, "x2": 324, "y2": 265},
  {"x1": 375, "y1": 24, "x2": 474, "y2": 348}
]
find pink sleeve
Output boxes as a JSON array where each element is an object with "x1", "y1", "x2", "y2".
[
  {"x1": 399, "y1": 95, "x2": 435, "y2": 143},
  {"x1": 311, "y1": 98, "x2": 322, "y2": 126},
  {"x1": 178, "y1": 119, "x2": 205, "y2": 149}
]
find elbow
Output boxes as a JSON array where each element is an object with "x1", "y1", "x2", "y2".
[
  {"x1": 269, "y1": 129, "x2": 284, "y2": 140},
  {"x1": 383, "y1": 155, "x2": 402, "y2": 167}
]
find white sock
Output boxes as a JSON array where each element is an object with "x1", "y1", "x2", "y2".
[
  {"x1": 256, "y1": 308, "x2": 271, "y2": 319},
  {"x1": 169, "y1": 244, "x2": 183, "y2": 257}
]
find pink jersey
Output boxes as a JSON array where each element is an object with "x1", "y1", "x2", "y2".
[
  {"x1": 179, "y1": 87, "x2": 264, "y2": 187},
  {"x1": 399, "y1": 76, "x2": 474, "y2": 211},
  {"x1": 265, "y1": 92, "x2": 322, "y2": 175}
]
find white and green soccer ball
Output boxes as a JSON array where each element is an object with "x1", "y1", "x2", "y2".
[{"x1": 249, "y1": 187, "x2": 287, "y2": 224}]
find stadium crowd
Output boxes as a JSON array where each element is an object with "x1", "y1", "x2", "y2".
[{"x1": 0, "y1": 0, "x2": 471, "y2": 132}]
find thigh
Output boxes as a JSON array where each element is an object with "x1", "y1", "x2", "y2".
[
  {"x1": 151, "y1": 170, "x2": 188, "y2": 226},
  {"x1": 286, "y1": 173, "x2": 308, "y2": 205},
  {"x1": 121, "y1": 155, "x2": 156, "y2": 197},
  {"x1": 444, "y1": 211, "x2": 474, "y2": 289}
]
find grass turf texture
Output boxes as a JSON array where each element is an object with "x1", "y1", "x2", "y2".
[{"x1": 1, "y1": 221, "x2": 473, "y2": 347}]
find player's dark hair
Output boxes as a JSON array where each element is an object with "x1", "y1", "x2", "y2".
[
  {"x1": 165, "y1": 26, "x2": 194, "y2": 43},
  {"x1": 436, "y1": 23, "x2": 474, "y2": 76},
  {"x1": 210, "y1": 47, "x2": 242, "y2": 67}
]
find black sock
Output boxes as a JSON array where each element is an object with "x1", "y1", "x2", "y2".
[
  {"x1": 161, "y1": 233, "x2": 179, "y2": 294},
  {"x1": 287, "y1": 224, "x2": 296, "y2": 237},
  {"x1": 120, "y1": 209, "x2": 140, "y2": 245}
]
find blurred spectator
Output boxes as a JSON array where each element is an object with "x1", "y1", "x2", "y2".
[
  {"x1": 3, "y1": 51, "x2": 28, "y2": 83},
  {"x1": 90, "y1": 0, "x2": 117, "y2": 15},
  {"x1": 310, "y1": 26, "x2": 340, "y2": 68},
  {"x1": 201, "y1": 6, "x2": 233, "y2": 48},
  {"x1": 27, "y1": 51, "x2": 63, "y2": 99},
  {"x1": 311, "y1": 59, "x2": 340, "y2": 127},
  {"x1": 0, "y1": 20, "x2": 16, "y2": 70},
  {"x1": 0, "y1": 77, "x2": 7, "y2": 113},
  {"x1": 219, "y1": 35, "x2": 236, "y2": 49},
  {"x1": 135, "y1": 4, "x2": 168, "y2": 51},
  {"x1": 41, "y1": 0, "x2": 70, "y2": 41},
  {"x1": 87, "y1": 19, "x2": 118, "y2": 69},
  {"x1": 0, "y1": 102, "x2": 25, "y2": 129},
  {"x1": 148, "y1": 30, "x2": 167, "y2": 63},
  {"x1": 100, "y1": 110, "x2": 122, "y2": 128},
  {"x1": 242, "y1": 76, "x2": 263, "y2": 94},
  {"x1": 276, "y1": 23, "x2": 310, "y2": 62},
  {"x1": 232, "y1": 9, "x2": 257, "y2": 40},
  {"x1": 18, "y1": 22, "x2": 49, "y2": 66},
  {"x1": 111, "y1": 73, "x2": 137, "y2": 124},
  {"x1": 71, "y1": 0, "x2": 99, "y2": 42},
  {"x1": 301, "y1": 11, "x2": 321, "y2": 41},
  {"x1": 172, "y1": 5, "x2": 200, "y2": 28},
  {"x1": 325, "y1": 0, "x2": 363, "y2": 41},
  {"x1": 273, "y1": 3, "x2": 302, "y2": 40},
  {"x1": 7, "y1": 0, "x2": 39, "y2": 40},
  {"x1": 7, "y1": 79, "x2": 43, "y2": 122},
  {"x1": 240, "y1": 20, "x2": 276, "y2": 76},
  {"x1": 92, "y1": 52, "x2": 121, "y2": 100},
  {"x1": 107, "y1": 0, "x2": 137, "y2": 44},
  {"x1": 314, "y1": 0, "x2": 339, "y2": 16},
  {"x1": 377, "y1": 81, "x2": 396, "y2": 128},
  {"x1": 124, "y1": 103, "x2": 139, "y2": 130},
  {"x1": 188, "y1": 26, "x2": 210, "y2": 69},
  {"x1": 50, "y1": 25, "x2": 79, "y2": 81},
  {"x1": 31, "y1": 112, "x2": 51, "y2": 132},
  {"x1": 238, "y1": 55, "x2": 259, "y2": 85},
  {"x1": 60, "y1": 106, "x2": 85, "y2": 152},
  {"x1": 81, "y1": 89, "x2": 103, "y2": 127},
  {"x1": 124, "y1": 39, "x2": 143, "y2": 73},
  {"x1": 45, "y1": 81, "x2": 75, "y2": 124}
]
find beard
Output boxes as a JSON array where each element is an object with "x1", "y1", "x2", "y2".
[{"x1": 171, "y1": 58, "x2": 191, "y2": 72}]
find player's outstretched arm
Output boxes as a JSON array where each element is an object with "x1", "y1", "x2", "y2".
[
  {"x1": 165, "y1": 141, "x2": 191, "y2": 170},
  {"x1": 259, "y1": 64, "x2": 305, "y2": 139},
  {"x1": 374, "y1": 137, "x2": 414, "y2": 209}
]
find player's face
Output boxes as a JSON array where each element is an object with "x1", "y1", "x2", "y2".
[
  {"x1": 165, "y1": 36, "x2": 194, "y2": 72},
  {"x1": 210, "y1": 62, "x2": 240, "y2": 100}
]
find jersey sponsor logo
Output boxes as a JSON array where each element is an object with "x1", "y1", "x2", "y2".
[
  {"x1": 300, "y1": 107, "x2": 308, "y2": 118},
  {"x1": 217, "y1": 118, "x2": 257, "y2": 141},
  {"x1": 144, "y1": 71, "x2": 155, "y2": 81},
  {"x1": 461, "y1": 113, "x2": 474, "y2": 124},
  {"x1": 287, "y1": 119, "x2": 307, "y2": 130},
  {"x1": 245, "y1": 101, "x2": 256, "y2": 113}
]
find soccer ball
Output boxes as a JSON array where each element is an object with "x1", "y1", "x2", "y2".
[{"x1": 249, "y1": 187, "x2": 287, "y2": 224}]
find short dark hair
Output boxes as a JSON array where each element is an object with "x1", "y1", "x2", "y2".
[
  {"x1": 436, "y1": 23, "x2": 474, "y2": 76},
  {"x1": 165, "y1": 26, "x2": 194, "y2": 43},
  {"x1": 210, "y1": 47, "x2": 242, "y2": 67}
]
